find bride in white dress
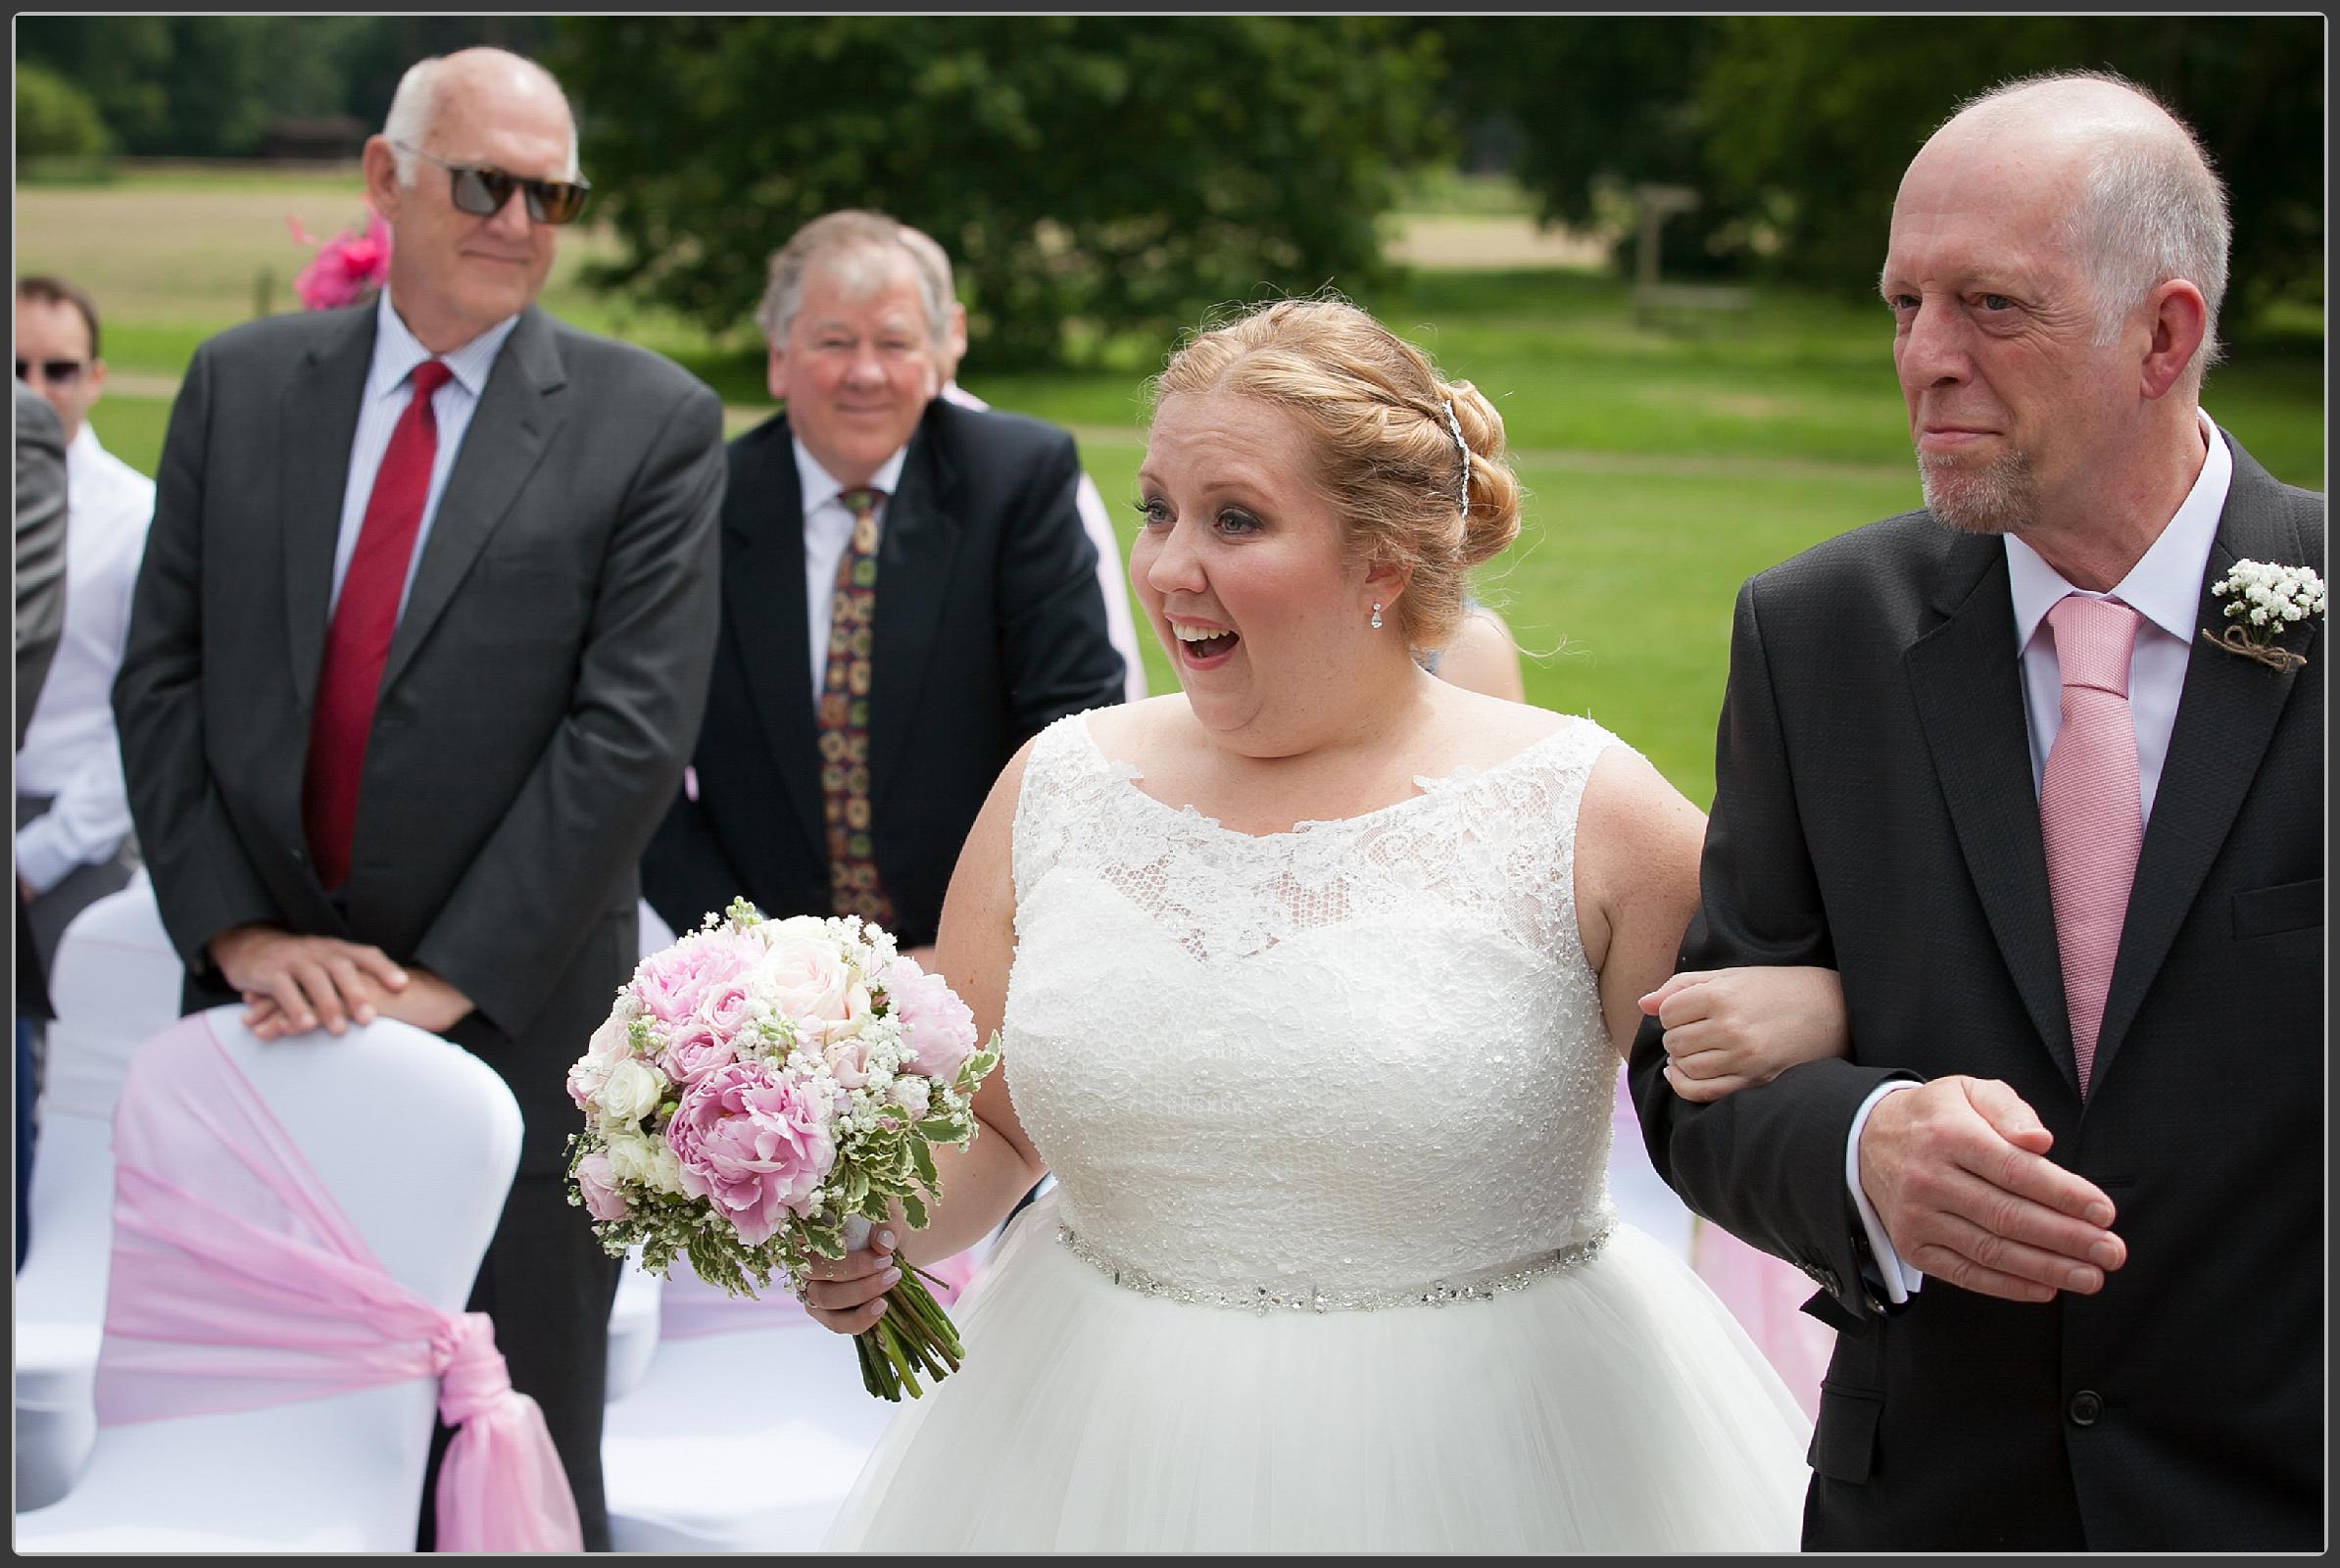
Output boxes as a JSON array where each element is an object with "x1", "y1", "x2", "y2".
[{"x1": 811, "y1": 299, "x2": 1832, "y2": 1551}]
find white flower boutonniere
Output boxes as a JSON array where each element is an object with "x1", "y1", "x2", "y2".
[{"x1": 2206, "y1": 560, "x2": 2325, "y2": 671}]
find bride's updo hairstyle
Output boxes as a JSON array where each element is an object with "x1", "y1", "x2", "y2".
[{"x1": 1148, "y1": 298, "x2": 1521, "y2": 652}]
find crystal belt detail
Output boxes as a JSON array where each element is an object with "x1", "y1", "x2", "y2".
[{"x1": 1054, "y1": 1222, "x2": 1615, "y2": 1314}]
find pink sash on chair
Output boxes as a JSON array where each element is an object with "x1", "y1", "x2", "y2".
[{"x1": 91, "y1": 1014, "x2": 582, "y2": 1553}]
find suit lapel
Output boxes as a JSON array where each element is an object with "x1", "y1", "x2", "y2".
[
  {"x1": 1905, "y1": 533, "x2": 2078, "y2": 1091},
  {"x1": 279, "y1": 310, "x2": 375, "y2": 710},
  {"x1": 868, "y1": 416, "x2": 966, "y2": 798},
  {"x1": 726, "y1": 419, "x2": 827, "y2": 860},
  {"x1": 377, "y1": 307, "x2": 565, "y2": 697},
  {"x1": 2090, "y1": 445, "x2": 2313, "y2": 1089}
]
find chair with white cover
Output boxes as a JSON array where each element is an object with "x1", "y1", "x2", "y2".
[
  {"x1": 16, "y1": 1005, "x2": 573, "y2": 1551},
  {"x1": 14, "y1": 873, "x2": 185, "y2": 1511}
]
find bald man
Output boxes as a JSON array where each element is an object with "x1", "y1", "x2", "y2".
[
  {"x1": 1630, "y1": 71, "x2": 2321, "y2": 1549},
  {"x1": 115, "y1": 48, "x2": 724, "y2": 1547}
]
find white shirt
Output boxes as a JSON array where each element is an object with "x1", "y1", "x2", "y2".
[
  {"x1": 329, "y1": 290, "x2": 521, "y2": 619},
  {"x1": 941, "y1": 381, "x2": 1147, "y2": 703},
  {"x1": 1848, "y1": 407, "x2": 2235, "y2": 1303},
  {"x1": 15, "y1": 421, "x2": 156, "y2": 892},
  {"x1": 796, "y1": 438, "x2": 910, "y2": 706}
]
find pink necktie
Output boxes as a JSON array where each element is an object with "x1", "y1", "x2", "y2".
[{"x1": 2039, "y1": 594, "x2": 2144, "y2": 1097}]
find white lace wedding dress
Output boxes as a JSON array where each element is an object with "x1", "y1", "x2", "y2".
[{"x1": 824, "y1": 712, "x2": 1811, "y2": 1551}]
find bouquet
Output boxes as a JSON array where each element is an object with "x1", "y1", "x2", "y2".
[
  {"x1": 287, "y1": 204, "x2": 392, "y2": 311},
  {"x1": 566, "y1": 899, "x2": 1000, "y2": 1399}
]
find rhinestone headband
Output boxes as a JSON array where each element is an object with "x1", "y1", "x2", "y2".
[{"x1": 1441, "y1": 398, "x2": 1471, "y2": 519}]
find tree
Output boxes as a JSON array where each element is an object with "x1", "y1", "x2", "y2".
[
  {"x1": 16, "y1": 62, "x2": 111, "y2": 162},
  {"x1": 549, "y1": 17, "x2": 1447, "y2": 366}
]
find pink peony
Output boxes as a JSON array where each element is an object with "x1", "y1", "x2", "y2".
[
  {"x1": 574, "y1": 1151, "x2": 630, "y2": 1222},
  {"x1": 665, "y1": 1060, "x2": 836, "y2": 1246},
  {"x1": 631, "y1": 933, "x2": 753, "y2": 1026},
  {"x1": 885, "y1": 956, "x2": 976, "y2": 1082},
  {"x1": 288, "y1": 206, "x2": 392, "y2": 311},
  {"x1": 698, "y1": 977, "x2": 758, "y2": 1040}
]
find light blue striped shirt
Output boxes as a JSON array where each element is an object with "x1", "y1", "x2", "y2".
[{"x1": 327, "y1": 290, "x2": 523, "y2": 619}]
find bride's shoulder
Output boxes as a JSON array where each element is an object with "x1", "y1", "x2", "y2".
[{"x1": 1074, "y1": 694, "x2": 1194, "y2": 767}]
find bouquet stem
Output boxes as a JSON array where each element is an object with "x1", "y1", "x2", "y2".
[{"x1": 853, "y1": 1260, "x2": 966, "y2": 1400}]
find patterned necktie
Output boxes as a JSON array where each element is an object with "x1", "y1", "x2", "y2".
[
  {"x1": 303, "y1": 358, "x2": 454, "y2": 891},
  {"x1": 2038, "y1": 594, "x2": 2145, "y2": 1097},
  {"x1": 819, "y1": 487, "x2": 895, "y2": 924}
]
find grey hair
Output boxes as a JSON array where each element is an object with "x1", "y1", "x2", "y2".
[
  {"x1": 380, "y1": 52, "x2": 581, "y2": 186},
  {"x1": 1948, "y1": 69, "x2": 2229, "y2": 384},
  {"x1": 755, "y1": 210, "x2": 951, "y2": 351}
]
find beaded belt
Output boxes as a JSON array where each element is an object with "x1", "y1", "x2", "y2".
[{"x1": 1055, "y1": 1221, "x2": 1614, "y2": 1315}]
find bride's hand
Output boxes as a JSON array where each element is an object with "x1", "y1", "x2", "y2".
[
  {"x1": 1639, "y1": 966, "x2": 1847, "y2": 1103},
  {"x1": 802, "y1": 1227, "x2": 901, "y2": 1336}
]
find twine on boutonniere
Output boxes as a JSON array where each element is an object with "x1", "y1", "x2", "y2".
[{"x1": 2204, "y1": 560, "x2": 2324, "y2": 672}]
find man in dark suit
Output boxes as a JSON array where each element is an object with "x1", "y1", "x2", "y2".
[
  {"x1": 1632, "y1": 73, "x2": 2322, "y2": 1550},
  {"x1": 643, "y1": 210, "x2": 1124, "y2": 958},
  {"x1": 113, "y1": 48, "x2": 724, "y2": 1549},
  {"x1": 16, "y1": 381, "x2": 72, "y2": 1267}
]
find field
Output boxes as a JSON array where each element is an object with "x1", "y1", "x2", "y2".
[{"x1": 19, "y1": 169, "x2": 2324, "y2": 807}]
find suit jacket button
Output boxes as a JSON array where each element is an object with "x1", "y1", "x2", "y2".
[{"x1": 2069, "y1": 1390, "x2": 2103, "y2": 1426}]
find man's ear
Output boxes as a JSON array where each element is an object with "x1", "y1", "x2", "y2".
[
  {"x1": 361, "y1": 135, "x2": 404, "y2": 226},
  {"x1": 2137, "y1": 278, "x2": 2209, "y2": 402},
  {"x1": 766, "y1": 343, "x2": 790, "y2": 405}
]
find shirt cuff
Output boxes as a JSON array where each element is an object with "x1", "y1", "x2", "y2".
[
  {"x1": 1845, "y1": 1079, "x2": 1926, "y2": 1303},
  {"x1": 14, "y1": 819, "x2": 75, "y2": 896}
]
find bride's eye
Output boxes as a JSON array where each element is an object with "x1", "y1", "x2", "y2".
[
  {"x1": 1134, "y1": 496, "x2": 1171, "y2": 529},
  {"x1": 1215, "y1": 509, "x2": 1262, "y2": 537}
]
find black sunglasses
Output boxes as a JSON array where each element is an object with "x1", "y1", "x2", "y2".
[
  {"x1": 15, "y1": 359, "x2": 87, "y2": 385},
  {"x1": 393, "y1": 141, "x2": 591, "y2": 226}
]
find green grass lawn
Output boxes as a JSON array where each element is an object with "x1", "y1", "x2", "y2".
[{"x1": 28, "y1": 172, "x2": 2322, "y2": 808}]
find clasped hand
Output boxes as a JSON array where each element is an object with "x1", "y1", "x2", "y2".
[
  {"x1": 1640, "y1": 965, "x2": 1848, "y2": 1102},
  {"x1": 802, "y1": 1226, "x2": 902, "y2": 1335},
  {"x1": 207, "y1": 924, "x2": 474, "y2": 1039}
]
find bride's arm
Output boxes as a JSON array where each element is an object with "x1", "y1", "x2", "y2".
[
  {"x1": 804, "y1": 741, "x2": 1048, "y2": 1336},
  {"x1": 1573, "y1": 744, "x2": 1707, "y2": 1064},
  {"x1": 1640, "y1": 966, "x2": 1848, "y2": 1103}
]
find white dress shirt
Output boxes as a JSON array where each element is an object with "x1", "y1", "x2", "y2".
[
  {"x1": 941, "y1": 381, "x2": 1147, "y2": 703},
  {"x1": 15, "y1": 421, "x2": 156, "y2": 892},
  {"x1": 1848, "y1": 408, "x2": 2234, "y2": 1303},
  {"x1": 329, "y1": 290, "x2": 522, "y2": 620},
  {"x1": 796, "y1": 439, "x2": 910, "y2": 706}
]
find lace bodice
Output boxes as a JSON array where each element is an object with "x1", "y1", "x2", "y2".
[{"x1": 1001, "y1": 711, "x2": 1630, "y2": 1300}]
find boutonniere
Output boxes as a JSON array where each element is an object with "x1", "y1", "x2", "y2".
[{"x1": 2205, "y1": 560, "x2": 2326, "y2": 671}]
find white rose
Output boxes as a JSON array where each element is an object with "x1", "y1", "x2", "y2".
[
  {"x1": 756, "y1": 933, "x2": 863, "y2": 1044},
  {"x1": 599, "y1": 1058, "x2": 666, "y2": 1127}
]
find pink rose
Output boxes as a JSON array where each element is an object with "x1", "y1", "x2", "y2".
[
  {"x1": 566, "y1": 1012, "x2": 637, "y2": 1109},
  {"x1": 631, "y1": 933, "x2": 752, "y2": 1025},
  {"x1": 825, "y1": 1034, "x2": 871, "y2": 1090},
  {"x1": 658, "y1": 1020, "x2": 739, "y2": 1089},
  {"x1": 665, "y1": 1060, "x2": 836, "y2": 1246},
  {"x1": 885, "y1": 957, "x2": 976, "y2": 1082},
  {"x1": 755, "y1": 932, "x2": 866, "y2": 1046},
  {"x1": 574, "y1": 1151, "x2": 630, "y2": 1222},
  {"x1": 698, "y1": 977, "x2": 758, "y2": 1040}
]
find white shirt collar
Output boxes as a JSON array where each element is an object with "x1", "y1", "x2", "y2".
[
  {"x1": 65, "y1": 419, "x2": 108, "y2": 472},
  {"x1": 2006, "y1": 407, "x2": 2233, "y2": 651},
  {"x1": 792, "y1": 435, "x2": 910, "y2": 520},
  {"x1": 369, "y1": 288, "x2": 521, "y2": 401}
]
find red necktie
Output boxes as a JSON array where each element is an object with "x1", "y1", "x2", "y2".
[
  {"x1": 2038, "y1": 594, "x2": 2145, "y2": 1097},
  {"x1": 303, "y1": 358, "x2": 454, "y2": 891}
]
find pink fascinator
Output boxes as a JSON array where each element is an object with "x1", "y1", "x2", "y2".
[{"x1": 287, "y1": 205, "x2": 392, "y2": 311}]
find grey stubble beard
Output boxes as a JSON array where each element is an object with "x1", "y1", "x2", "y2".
[{"x1": 1918, "y1": 446, "x2": 2037, "y2": 537}]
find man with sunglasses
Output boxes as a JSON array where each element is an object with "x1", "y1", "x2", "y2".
[
  {"x1": 14, "y1": 277, "x2": 153, "y2": 972},
  {"x1": 114, "y1": 47, "x2": 724, "y2": 1551}
]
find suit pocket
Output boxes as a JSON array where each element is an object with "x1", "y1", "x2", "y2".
[
  {"x1": 2232, "y1": 878, "x2": 2322, "y2": 940},
  {"x1": 1808, "y1": 1382, "x2": 1883, "y2": 1485}
]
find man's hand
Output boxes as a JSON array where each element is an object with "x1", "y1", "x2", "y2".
[
  {"x1": 242, "y1": 963, "x2": 474, "y2": 1040},
  {"x1": 1858, "y1": 1075, "x2": 2126, "y2": 1302},
  {"x1": 210, "y1": 923, "x2": 408, "y2": 1037}
]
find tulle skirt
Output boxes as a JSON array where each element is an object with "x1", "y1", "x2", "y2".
[{"x1": 823, "y1": 1191, "x2": 1812, "y2": 1552}]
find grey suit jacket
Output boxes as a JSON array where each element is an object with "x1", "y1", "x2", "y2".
[
  {"x1": 1630, "y1": 431, "x2": 2322, "y2": 1549},
  {"x1": 16, "y1": 384, "x2": 70, "y2": 753},
  {"x1": 115, "y1": 303, "x2": 725, "y2": 1172}
]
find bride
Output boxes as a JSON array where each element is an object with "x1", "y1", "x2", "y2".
[{"x1": 811, "y1": 299, "x2": 1835, "y2": 1550}]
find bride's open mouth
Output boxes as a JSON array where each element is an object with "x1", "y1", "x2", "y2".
[{"x1": 1170, "y1": 620, "x2": 1241, "y2": 667}]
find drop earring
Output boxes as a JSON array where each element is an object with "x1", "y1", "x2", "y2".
[{"x1": 1370, "y1": 603, "x2": 1384, "y2": 630}]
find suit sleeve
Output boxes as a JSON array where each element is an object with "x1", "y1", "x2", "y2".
[
  {"x1": 1627, "y1": 574, "x2": 1910, "y2": 1324},
  {"x1": 995, "y1": 431, "x2": 1126, "y2": 738},
  {"x1": 412, "y1": 381, "x2": 726, "y2": 1036},
  {"x1": 15, "y1": 386, "x2": 70, "y2": 753},
  {"x1": 111, "y1": 345, "x2": 288, "y2": 967}
]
